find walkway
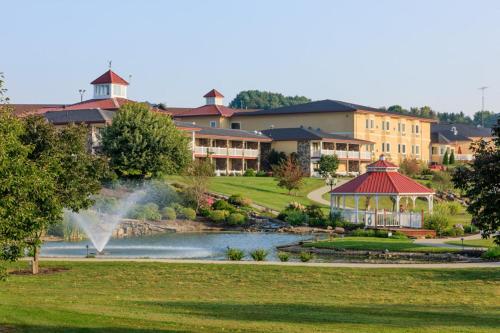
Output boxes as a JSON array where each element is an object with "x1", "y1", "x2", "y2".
[
  {"x1": 35, "y1": 257, "x2": 500, "y2": 268},
  {"x1": 307, "y1": 179, "x2": 349, "y2": 206},
  {"x1": 414, "y1": 233, "x2": 486, "y2": 249}
]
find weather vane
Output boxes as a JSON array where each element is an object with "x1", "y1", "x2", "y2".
[{"x1": 108, "y1": 60, "x2": 112, "y2": 69}]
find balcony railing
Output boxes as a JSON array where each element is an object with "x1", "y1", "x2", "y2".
[
  {"x1": 194, "y1": 146, "x2": 259, "y2": 158},
  {"x1": 333, "y1": 208, "x2": 423, "y2": 229},
  {"x1": 456, "y1": 154, "x2": 474, "y2": 161},
  {"x1": 318, "y1": 150, "x2": 372, "y2": 160}
]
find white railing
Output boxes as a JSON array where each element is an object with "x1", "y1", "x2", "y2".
[
  {"x1": 360, "y1": 151, "x2": 372, "y2": 159},
  {"x1": 244, "y1": 149, "x2": 259, "y2": 157},
  {"x1": 228, "y1": 148, "x2": 243, "y2": 156},
  {"x1": 312, "y1": 150, "x2": 321, "y2": 158},
  {"x1": 319, "y1": 150, "x2": 371, "y2": 160},
  {"x1": 333, "y1": 209, "x2": 422, "y2": 228},
  {"x1": 194, "y1": 146, "x2": 259, "y2": 158},
  {"x1": 194, "y1": 146, "x2": 209, "y2": 155},
  {"x1": 456, "y1": 154, "x2": 474, "y2": 161}
]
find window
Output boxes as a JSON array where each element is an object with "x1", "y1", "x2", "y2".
[
  {"x1": 415, "y1": 145, "x2": 420, "y2": 155},
  {"x1": 381, "y1": 121, "x2": 390, "y2": 131},
  {"x1": 398, "y1": 123, "x2": 401, "y2": 132},
  {"x1": 415, "y1": 125, "x2": 419, "y2": 134},
  {"x1": 370, "y1": 119, "x2": 374, "y2": 128},
  {"x1": 432, "y1": 147, "x2": 438, "y2": 155},
  {"x1": 402, "y1": 144, "x2": 406, "y2": 154},
  {"x1": 365, "y1": 119, "x2": 369, "y2": 129},
  {"x1": 382, "y1": 143, "x2": 390, "y2": 152},
  {"x1": 402, "y1": 124, "x2": 405, "y2": 132},
  {"x1": 230, "y1": 122, "x2": 241, "y2": 130},
  {"x1": 398, "y1": 144, "x2": 401, "y2": 153},
  {"x1": 440, "y1": 147, "x2": 444, "y2": 155},
  {"x1": 209, "y1": 121, "x2": 217, "y2": 128}
]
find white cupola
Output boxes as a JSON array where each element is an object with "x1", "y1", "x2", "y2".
[
  {"x1": 90, "y1": 69, "x2": 129, "y2": 99},
  {"x1": 203, "y1": 89, "x2": 224, "y2": 105}
]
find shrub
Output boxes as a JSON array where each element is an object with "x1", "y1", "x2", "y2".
[
  {"x1": 226, "y1": 247, "x2": 245, "y2": 261},
  {"x1": 399, "y1": 158, "x2": 422, "y2": 177},
  {"x1": 285, "y1": 210, "x2": 308, "y2": 226},
  {"x1": 161, "y1": 207, "x2": 177, "y2": 220},
  {"x1": 209, "y1": 210, "x2": 229, "y2": 223},
  {"x1": 212, "y1": 199, "x2": 236, "y2": 212},
  {"x1": 278, "y1": 251, "x2": 290, "y2": 262},
  {"x1": 464, "y1": 224, "x2": 479, "y2": 234},
  {"x1": 339, "y1": 221, "x2": 364, "y2": 231},
  {"x1": 198, "y1": 206, "x2": 212, "y2": 217},
  {"x1": 169, "y1": 202, "x2": 184, "y2": 214},
  {"x1": 481, "y1": 247, "x2": 500, "y2": 260},
  {"x1": 443, "y1": 226, "x2": 464, "y2": 237},
  {"x1": 142, "y1": 180, "x2": 180, "y2": 208},
  {"x1": 129, "y1": 203, "x2": 161, "y2": 221},
  {"x1": 227, "y1": 213, "x2": 246, "y2": 226},
  {"x1": 432, "y1": 171, "x2": 453, "y2": 192},
  {"x1": 305, "y1": 204, "x2": 325, "y2": 220},
  {"x1": 243, "y1": 168, "x2": 256, "y2": 177},
  {"x1": 180, "y1": 207, "x2": 196, "y2": 220},
  {"x1": 256, "y1": 170, "x2": 267, "y2": 177},
  {"x1": 390, "y1": 231, "x2": 408, "y2": 239},
  {"x1": 228, "y1": 194, "x2": 252, "y2": 207},
  {"x1": 446, "y1": 202, "x2": 461, "y2": 216},
  {"x1": 250, "y1": 248, "x2": 268, "y2": 261},
  {"x1": 299, "y1": 251, "x2": 314, "y2": 262},
  {"x1": 424, "y1": 213, "x2": 450, "y2": 235}
]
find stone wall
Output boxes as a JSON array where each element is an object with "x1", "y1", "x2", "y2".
[{"x1": 297, "y1": 140, "x2": 312, "y2": 175}]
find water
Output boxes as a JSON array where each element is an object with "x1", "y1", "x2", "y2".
[{"x1": 41, "y1": 232, "x2": 312, "y2": 261}]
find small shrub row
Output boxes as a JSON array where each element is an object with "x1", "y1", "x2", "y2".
[
  {"x1": 481, "y1": 247, "x2": 500, "y2": 260},
  {"x1": 226, "y1": 248, "x2": 268, "y2": 261}
]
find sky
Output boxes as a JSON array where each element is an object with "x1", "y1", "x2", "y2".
[{"x1": 2, "y1": 0, "x2": 500, "y2": 115}]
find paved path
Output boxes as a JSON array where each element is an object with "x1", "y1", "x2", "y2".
[
  {"x1": 34, "y1": 257, "x2": 500, "y2": 269},
  {"x1": 414, "y1": 233, "x2": 486, "y2": 249},
  {"x1": 307, "y1": 179, "x2": 350, "y2": 206}
]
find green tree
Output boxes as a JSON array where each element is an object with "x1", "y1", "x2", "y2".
[
  {"x1": 316, "y1": 155, "x2": 339, "y2": 178},
  {"x1": 449, "y1": 150, "x2": 455, "y2": 164},
  {"x1": 102, "y1": 102, "x2": 190, "y2": 179},
  {"x1": 183, "y1": 159, "x2": 214, "y2": 212},
  {"x1": 229, "y1": 90, "x2": 311, "y2": 110},
  {"x1": 442, "y1": 150, "x2": 449, "y2": 165},
  {"x1": 473, "y1": 110, "x2": 498, "y2": 128},
  {"x1": 273, "y1": 156, "x2": 305, "y2": 194},
  {"x1": 453, "y1": 119, "x2": 500, "y2": 245},
  {"x1": 262, "y1": 149, "x2": 286, "y2": 171}
]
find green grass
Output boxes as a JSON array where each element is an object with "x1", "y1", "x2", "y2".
[
  {"x1": 305, "y1": 237, "x2": 460, "y2": 253},
  {"x1": 446, "y1": 238, "x2": 497, "y2": 248},
  {"x1": 168, "y1": 176, "x2": 327, "y2": 211},
  {"x1": 0, "y1": 261, "x2": 499, "y2": 332}
]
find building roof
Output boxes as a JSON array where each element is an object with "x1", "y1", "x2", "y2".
[
  {"x1": 194, "y1": 126, "x2": 271, "y2": 141},
  {"x1": 90, "y1": 70, "x2": 129, "y2": 85},
  {"x1": 45, "y1": 98, "x2": 133, "y2": 112},
  {"x1": 432, "y1": 123, "x2": 493, "y2": 139},
  {"x1": 171, "y1": 104, "x2": 239, "y2": 117},
  {"x1": 260, "y1": 127, "x2": 373, "y2": 144},
  {"x1": 430, "y1": 132, "x2": 471, "y2": 144},
  {"x1": 203, "y1": 89, "x2": 224, "y2": 98},
  {"x1": 331, "y1": 155, "x2": 434, "y2": 195},
  {"x1": 45, "y1": 109, "x2": 115, "y2": 124},
  {"x1": 7, "y1": 104, "x2": 65, "y2": 117},
  {"x1": 233, "y1": 99, "x2": 436, "y2": 121}
]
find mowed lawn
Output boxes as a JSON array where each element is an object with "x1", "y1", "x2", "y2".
[
  {"x1": 168, "y1": 176, "x2": 327, "y2": 211},
  {"x1": 446, "y1": 238, "x2": 497, "y2": 248},
  {"x1": 1, "y1": 262, "x2": 499, "y2": 333},
  {"x1": 304, "y1": 237, "x2": 460, "y2": 253}
]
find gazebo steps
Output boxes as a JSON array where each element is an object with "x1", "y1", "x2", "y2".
[{"x1": 369, "y1": 227, "x2": 436, "y2": 239}]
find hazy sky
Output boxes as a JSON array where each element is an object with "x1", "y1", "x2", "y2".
[{"x1": 3, "y1": 0, "x2": 499, "y2": 115}]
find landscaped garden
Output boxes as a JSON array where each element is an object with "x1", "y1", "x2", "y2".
[{"x1": 1, "y1": 261, "x2": 499, "y2": 333}]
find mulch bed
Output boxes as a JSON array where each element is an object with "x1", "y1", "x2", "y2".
[{"x1": 9, "y1": 267, "x2": 70, "y2": 276}]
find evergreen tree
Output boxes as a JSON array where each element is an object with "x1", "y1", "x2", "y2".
[
  {"x1": 229, "y1": 90, "x2": 310, "y2": 110},
  {"x1": 442, "y1": 150, "x2": 449, "y2": 165},
  {"x1": 449, "y1": 150, "x2": 455, "y2": 164}
]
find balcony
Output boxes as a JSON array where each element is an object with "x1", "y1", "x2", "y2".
[
  {"x1": 456, "y1": 154, "x2": 474, "y2": 161},
  {"x1": 194, "y1": 146, "x2": 259, "y2": 158},
  {"x1": 319, "y1": 150, "x2": 372, "y2": 160}
]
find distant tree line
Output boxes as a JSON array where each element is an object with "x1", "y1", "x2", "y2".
[{"x1": 229, "y1": 90, "x2": 311, "y2": 110}]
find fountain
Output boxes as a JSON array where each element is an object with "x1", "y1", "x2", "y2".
[{"x1": 65, "y1": 189, "x2": 146, "y2": 253}]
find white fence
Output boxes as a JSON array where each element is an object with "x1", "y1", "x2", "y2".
[
  {"x1": 318, "y1": 150, "x2": 372, "y2": 160},
  {"x1": 334, "y1": 209, "x2": 422, "y2": 229},
  {"x1": 194, "y1": 146, "x2": 259, "y2": 157}
]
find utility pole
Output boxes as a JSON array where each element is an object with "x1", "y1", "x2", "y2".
[
  {"x1": 78, "y1": 89, "x2": 86, "y2": 102},
  {"x1": 478, "y1": 86, "x2": 488, "y2": 127}
]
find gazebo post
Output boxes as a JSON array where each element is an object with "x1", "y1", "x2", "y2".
[
  {"x1": 342, "y1": 195, "x2": 346, "y2": 209},
  {"x1": 411, "y1": 196, "x2": 417, "y2": 210},
  {"x1": 354, "y1": 195, "x2": 359, "y2": 223},
  {"x1": 428, "y1": 195, "x2": 434, "y2": 213},
  {"x1": 330, "y1": 194, "x2": 334, "y2": 215},
  {"x1": 396, "y1": 195, "x2": 401, "y2": 228}
]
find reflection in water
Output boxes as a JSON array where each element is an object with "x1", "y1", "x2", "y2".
[{"x1": 41, "y1": 232, "x2": 312, "y2": 261}]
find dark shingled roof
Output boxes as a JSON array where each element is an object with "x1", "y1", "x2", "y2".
[
  {"x1": 432, "y1": 123, "x2": 493, "y2": 138},
  {"x1": 261, "y1": 127, "x2": 373, "y2": 144},
  {"x1": 45, "y1": 109, "x2": 115, "y2": 124},
  {"x1": 233, "y1": 99, "x2": 436, "y2": 121},
  {"x1": 431, "y1": 132, "x2": 470, "y2": 144}
]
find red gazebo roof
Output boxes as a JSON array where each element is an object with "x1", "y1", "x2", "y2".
[
  {"x1": 331, "y1": 155, "x2": 434, "y2": 195},
  {"x1": 203, "y1": 89, "x2": 224, "y2": 98},
  {"x1": 91, "y1": 70, "x2": 129, "y2": 85}
]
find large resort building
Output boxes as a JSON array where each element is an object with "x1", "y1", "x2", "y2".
[{"x1": 10, "y1": 68, "x2": 495, "y2": 176}]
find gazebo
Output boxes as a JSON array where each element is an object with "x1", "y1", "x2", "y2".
[{"x1": 330, "y1": 155, "x2": 434, "y2": 229}]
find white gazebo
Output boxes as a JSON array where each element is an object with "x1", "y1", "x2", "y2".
[{"x1": 330, "y1": 155, "x2": 434, "y2": 229}]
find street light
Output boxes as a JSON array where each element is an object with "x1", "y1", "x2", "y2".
[{"x1": 325, "y1": 175, "x2": 338, "y2": 192}]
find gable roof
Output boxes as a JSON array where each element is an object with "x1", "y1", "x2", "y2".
[
  {"x1": 171, "y1": 104, "x2": 240, "y2": 117},
  {"x1": 233, "y1": 99, "x2": 436, "y2": 121},
  {"x1": 260, "y1": 127, "x2": 373, "y2": 144},
  {"x1": 432, "y1": 123, "x2": 493, "y2": 138},
  {"x1": 45, "y1": 98, "x2": 133, "y2": 112},
  {"x1": 431, "y1": 132, "x2": 471, "y2": 144},
  {"x1": 7, "y1": 104, "x2": 65, "y2": 117},
  {"x1": 203, "y1": 89, "x2": 224, "y2": 98},
  {"x1": 91, "y1": 70, "x2": 129, "y2": 85},
  {"x1": 45, "y1": 109, "x2": 115, "y2": 124}
]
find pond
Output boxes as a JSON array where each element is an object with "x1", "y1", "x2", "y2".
[{"x1": 41, "y1": 232, "x2": 313, "y2": 261}]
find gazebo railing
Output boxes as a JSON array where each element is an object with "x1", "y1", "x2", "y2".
[{"x1": 333, "y1": 209, "x2": 422, "y2": 229}]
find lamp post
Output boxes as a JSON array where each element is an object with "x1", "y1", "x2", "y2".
[
  {"x1": 78, "y1": 89, "x2": 86, "y2": 102},
  {"x1": 325, "y1": 175, "x2": 338, "y2": 218},
  {"x1": 86, "y1": 244, "x2": 89, "y2": 258}
]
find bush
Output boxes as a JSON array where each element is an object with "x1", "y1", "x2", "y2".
[
  {"x1": 226, "y1": 247, "x2": 245, "y2": 261},
  {"x1": 278, "y1": 251, "x2": 290, "y2": 262},
  {"x1": 390, "y1": 231, "x2": 409, "y2": 239},
  {"x1": 305, "y1": 204, "x2": 324, "y2": 220},
  {"x1": 142, "y1": 180, "x2": 180, "y2": 208},
  {"x1": 299, "y1": 251, "x2": 314, "y2": 262},
  {"x1": 129, "y1": 203, "x2": 161, "y2": 221},
  {"x1": 198, "y1": 206, "x2": 211, "y2": 217},
  {"x1": 256, "y1": 170, "x2": 267, "y2": 177},
  {"x1": 443, "y1": 226, "x2": 464, "y2": 237},
  {"x1": 212, "y1": 199, "x2": 236, "y2": 212},
  {"x1": 228, "y1": 194, "x2": 252, "y2": 207},
  {"x1": 339, "y1": 221, "x2": 364, "y2": 231},
  {"x1": 169, "y1": 202, "x2": 184, "y2": 214},
  {"x1": 432, "y1": 171, "x2": 453, "y2": 192},
  {"x1": 481, "y1": 247, "x2": 500, "y2": 260},
  {"x1": 464, "y1": 224, "x2": 479, "y2": 234},
  {"x1": 250, "y1": 248, "x2": 268, "y2": 261},
  {"x1": 209, "y1": 210, "x2": 230, "y2": 223},
  {"x1": 161, "y1": 207, "x2": 177, "y2": 220},
  {"x1": 180, "y1": 207, "x2": 196, "y2": 220},
  {"x1": 446, "y1": 202, "x2": 461, "y2": 216},
  {"x1": 424, "y1": 213, "x2": 450, "y2": 235},
  {"x1": 227, "y1": 213, "x2": 246, "y2": 226},
  {"x1": 351, "y1": 229, "x2": 389, "y2": 238},
  {"x1": 285, "y1": 210, "x2": 308, "y2": 226},
  {"x1": 243, "y1": 168, "x2": 256, "y2": 177},
  {"x1": 399, "y1": 158, "x2": 422, "y2": 177}
]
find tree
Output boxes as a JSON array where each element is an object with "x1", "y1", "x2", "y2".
[
  {"x1": 229, "y1": 90, "x2": 311, "y2": 110},
  {"x1": 449, "y1": 150, "x2": 455, "y2": 164},
  {"x1": 453, "y1": 119, "x2": 500, "y2": 245},
  {"x1": 183, "y1": 159, "x2": 214, "y2": 212},
  {"x1": 399, "y1": 158, "x2": 422, "y2": 177},
  {"x1": 273, "y1": 156, "x2": 305, "y2": 194},
  {"x1": 437, "y1": 111, "x2": 473, "y2": 124},
  {"x1": 102, "y1": 102, "x2": 190, "y2": 179},
  {"x1": 473, "y1": 110, "x2": 498, "y2": 128},
  {"x1": 316, "y1": 155, "x2": 339, "y2": 178},
  {"x1": 442, "y1": 150, "x2": 449, "y2": 165},
  {"x1": 262, "y1": 149, "x2": 286, "y2": 171}
]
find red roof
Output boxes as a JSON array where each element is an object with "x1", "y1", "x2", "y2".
[
  {"x1": 171, "y1": 104, "x2": 237, "y2": 117},
  {"x1": 8, "y1": 104, "x2": 65, "y2": 117},
  {"x1": 45, "y1": 98, "x2": 133, "y2": 112},
  {"x1": 91, "y1": 70, "x2": 129, "y2": 85},
  {"x1": 203, "y1": 89, "x2": 224, "y2": 98},
  {"x1": 331, "y1": 155, "x2": 433, "y2": 195}
]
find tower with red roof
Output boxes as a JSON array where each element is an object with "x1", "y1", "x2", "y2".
[{"x1": 90, "y1": 69, "x2": 129, "y2": 99}]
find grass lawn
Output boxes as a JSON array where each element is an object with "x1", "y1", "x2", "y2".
[
  {"x1": 1, "y1": 261, "x2": 499, "y2": 332},
  {"x1": 445, "y1": 238, "x2": 497, "y2": 248},
  {"x1": 168, "y1": 175, "x2": 327, "y2": 211},
  {"x1": 304, "y1": 237, "x2": 460, "y2": 253}
]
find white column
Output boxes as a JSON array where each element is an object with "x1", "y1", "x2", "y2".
[
  {"x1": 330, "y1": 194, "x2": 334, "y2": 214},
  {"x1": 396, "y1": 196, "x2": 401, "y2": 227},
  {"x1": 342, "y1": 195, "x2": 346, "y2": 209},
  {"x1": 375, "y1": 195, "x2": 379, "y2": 210},
  {"x1": 428, "y1": 195, "x2": 433, "y2": 213},
  {"x1": 411, "y1": 196, "x2": 417, "y2": 210},
  {"x1": 354, "y1": 195, "x2": 360, "y2": 223}
]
